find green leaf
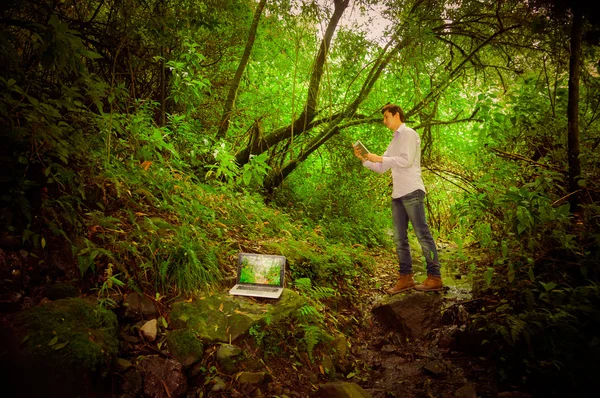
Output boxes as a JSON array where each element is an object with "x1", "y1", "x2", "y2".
[
  {"x1": 158, "y1": 316, "x2": 168, "y2": 328},
  {"x1": 53, "y1": 341, "x2": 70, "y2": 350},
  {"x1": 527, "y1": 267, "x2": 535, "y2": 282},
  {"x1": 242, "y1": 170, "x2": 252, "y2": 186},
  {"x1": 346, "y1": 372, "x2": 356, "y2": 379},
  {"x1": 21, "y1": 335, "x2": 31, "y2": 345},
  {"x1": 48, "y1": 336, "x2": 59, "y2": 346},
  {"x1": 540, "y1": 281, "x2": 557, "y2": 292},
  {"x1": 80, "y1": 49, "x2": 103, "y2": 59},
  {"x1": 483, "y1": 267, "x2": 493, "y2": 287}
]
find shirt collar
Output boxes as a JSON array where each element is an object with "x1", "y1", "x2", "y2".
[{"x1": 393, "y1": 123, "x2": 406, "y2": 138}]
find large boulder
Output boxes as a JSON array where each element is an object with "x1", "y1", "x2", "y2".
[
  {"x1": 169, "y1": 289, "x2": 306, "y2": 343},
  {"x1": 371, "y1": 291, "x2": 443, "y2": 339},
  {"x1": 3, "y1": 297, "x2": 119, "y2": 397}
]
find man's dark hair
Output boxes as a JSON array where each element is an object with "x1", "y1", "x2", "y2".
[{"x1": 381, "y1": 103, "x2": 405, "y2": 122}]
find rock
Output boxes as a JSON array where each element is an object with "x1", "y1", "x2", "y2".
[
  {"x1": 216, "y1": 343, "x2": 244, "y2": 374},
  {"x1": 372, "y1": 292, "x2": 443, "y2": 339},
  {"x1": 331, "y1": 334, "x2": 348, "y2": 358},
  {"x1": 140, "y1": 319, "x2": 158, "y2": 342},
  {"x1": 169, "y1": 289, "x2": 306, "y2": 344},
  {"x1": 437, "y1": 326, "x2": 458, "y2": 350},
  {"x1": 210, "y1": 376, "x2": 227, "y2": 392},
  {"x1": 14, "y1": 297, "x2": 119, "y2": 369},
  {"x1": 121, "y1": 368, "x2": 143, "y2": 395},
  {"x1": 423, "y1": 360, "x2": 446, "y2": 377},
  {"x1": 316, "y1": 381, "x2": 372, "y2": 397},
  {"x1": 455, "y1": 385, "x2": 477, "y2": 398},
  {"x1": 122, "y1": 292, "x2": 157, "y2": 321},
  {"x1": 135, "y1": 355, "x2": 187, "y2": 398},
  {"x1": 166, "y1": 329, "x2": 204, "y2": 368},
  {"x1": 320, "y1": 355, "x2": 335, "y2": 375},
  {"x1": 237, "y1": 371, "x2": 269, "y2": 385},
  {"x1": 115, "y1": 358, "x2": 134, "y2": 372},
  {"x1": 44, "y1": 282, "x2": 78, "y2": 300}
]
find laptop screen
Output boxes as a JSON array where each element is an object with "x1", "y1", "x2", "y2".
[{"x1": 238, "y1": 253, "x2": 285, "y2": 286}]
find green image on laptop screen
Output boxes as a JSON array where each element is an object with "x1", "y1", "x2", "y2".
[{"x1": 239, "y1": 256, "x2": 281, "y2": 286}]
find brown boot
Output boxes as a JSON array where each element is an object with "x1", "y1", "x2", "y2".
[
  {"x1": 414, "y1": 274, "x2": 443, "y2": 291},
  {"x1": 386, "y1": 274, "x2": 415, "y2": 295}
]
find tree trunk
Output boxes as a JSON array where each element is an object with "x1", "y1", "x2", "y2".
[
  {"x1": 235, "y1": 0, "x2": 350, "y2": 165},
  {"x1": 216, "y1": 0, "x2": 267, "y2": 140},
  {"x1": 567, "y1": 8, "x2": 582, "y2": 212}
]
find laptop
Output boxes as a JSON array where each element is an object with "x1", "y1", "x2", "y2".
[{"x1": 229, "y1": 253, "x2": 286, "y2": 299}]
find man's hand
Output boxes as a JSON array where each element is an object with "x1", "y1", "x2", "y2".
[{"x1": 352, "y1": 145, "x2": 367, "y2": 162}]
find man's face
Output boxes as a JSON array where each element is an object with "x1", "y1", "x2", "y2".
[{"x1": 383, "y1": 111, "x2": 401, "y2": 132}]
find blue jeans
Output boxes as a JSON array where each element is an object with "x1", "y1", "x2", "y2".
[{"x1": 391, "y1": 190, "x2": 441, "y2": 276}]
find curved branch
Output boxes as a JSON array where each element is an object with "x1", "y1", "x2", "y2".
[{"x1": 236, "y1": 0, "x2": 350, "y2": 164}]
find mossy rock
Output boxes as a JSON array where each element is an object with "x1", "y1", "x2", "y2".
[
  {"x1": 14, "y1": 297, "x2": 119, "y2": 371},
  {"x1": 166, "y1": 329, "x2": 204, "y2": 368},
  {"x1": 170, "y1": 293, "x2": 266, "y2": 343},
  {"x1": 169, "y1": 289, "x2": 307, "y2": 343},
  {"x1": 44, "y1": 282, "x2": 79, "y2": 300}
]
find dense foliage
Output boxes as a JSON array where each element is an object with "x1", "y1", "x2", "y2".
[{"x1": 1, "y1": 0, "x2": 600, "y2": 395}]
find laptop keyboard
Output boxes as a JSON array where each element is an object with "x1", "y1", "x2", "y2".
[{"x1": 236, "y1": 286, "x2": 279, "y2": 293}]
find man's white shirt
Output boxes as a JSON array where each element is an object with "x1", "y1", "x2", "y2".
[{"x1": 362, "y1": 123, "x2": 426, "y2": 199}]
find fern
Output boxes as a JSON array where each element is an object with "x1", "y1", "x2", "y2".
[
  {"x1": 311, "y1": 285, "x2": 335, "y2": 301},
  {"x1": 301, "y1": 324, "x2": 332, "y2": 360},
  {"x1": 298, "y1": 304, "x2": 321, "y2": 320},
  {"x1": 508, "y1": 316, "x2": 527, "y2": 345}
]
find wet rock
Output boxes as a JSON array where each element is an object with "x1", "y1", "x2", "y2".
[
  {"x1": 216, "y1": 343, "x2": 244, "y2": 374},
  {"x1": 454, "y1": 385, "x2": 477, "y2": 398},
  {"x1": 372, "y1": 292, "x2": 443, "y2": 339},
  {"x1": 122, "y1": 292, "x2": 157, "y2": 321},
  {"x1": 316, "y1": 381, "x2": 372, "y2": 397},
  {"x1": 166, "y1": 329, "x2": 204, "y2": 368},
  {"x1": 140, "y1": 319, "x2": 158, "y2": 342}
]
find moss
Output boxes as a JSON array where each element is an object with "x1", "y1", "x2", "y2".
[
  {"x1": 166, "y1": 329, "x2": 204, "y2": 359},
  {"x1": 44, "y1": 282, "x2": 79, "y2": 300},
  {"x1": 15, "y1": 297, "x2": 119, "y2": 371}
]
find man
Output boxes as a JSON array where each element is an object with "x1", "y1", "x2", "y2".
[{"x1": 353, "y1": 104, "x2": 443, "y2": 293}]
